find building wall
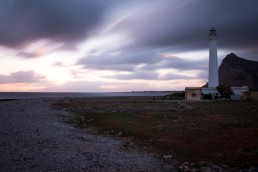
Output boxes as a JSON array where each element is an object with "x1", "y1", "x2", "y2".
[
  {"x1": 185, "y1": 87, "x2": 202, "y2": 101},
  {"x1": 202, "y1": 87, "x2": 218, "y2": 95},
  {"x1": 231, "y1": 86, "x2": 249, "y2": 95},
  {"x1": 249, "y1": 91, "x2": 258, "y2": 100}
]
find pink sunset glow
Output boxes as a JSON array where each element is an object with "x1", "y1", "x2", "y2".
[{"x1": 0, "y1": 0, "x2": 257, "y2": 92}]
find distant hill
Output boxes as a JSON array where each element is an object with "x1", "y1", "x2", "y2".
[{"x1": 218, "y1": 53, "x2": 258, "y2": 91}]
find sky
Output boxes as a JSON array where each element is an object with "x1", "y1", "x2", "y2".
[{"x1": 0, "y1": 0, "x2": 257, "y2": 92}]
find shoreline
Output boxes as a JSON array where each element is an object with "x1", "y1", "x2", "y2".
[{"x1": 0, "y1": 91, "x2": 175, "y2": 100}]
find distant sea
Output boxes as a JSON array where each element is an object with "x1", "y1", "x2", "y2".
[{"x1": 0, "y1": 92, "x2": 175, "y2": 99}]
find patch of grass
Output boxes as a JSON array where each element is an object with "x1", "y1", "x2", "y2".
[{"x1": 53, "y1": 97, "x2": 258, "y2": 166}]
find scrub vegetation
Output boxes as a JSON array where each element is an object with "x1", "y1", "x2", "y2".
[{"x1": 54, "y1": 97, "x2": 258, "y2": 167}]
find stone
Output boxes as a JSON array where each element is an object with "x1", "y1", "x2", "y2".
[
  {"x1": 87, "y1": 119, "x2": 93, "y2": 122},
  {"x1": 177, "y1": 102, "x2": 193, "y2": 111},
  {"x1": 198, "y1": 161, "x2": 206, "y2": 166},
  {"x1": 81, "y1": 123, "x2": 87, "y2": 128},
  {"x1": 249, "y1": 166, "x2": 258, "y2": 172},
  {"x1": 162, "y1": 165, "x2": 177, "y2": 172},
  {"x1": 163, "y1": 155, "x2": 173, "y2": 159},
  {"x1": 118, "y1": 131, "x2": 123, "y2": 137},
  {"x1": 190, "y1": 163, "x2": 196, "y2": 166},
  {"x1": 200, "y1": 167, "x2": 212, "y2": 172},
  {"x1": 211, "y1": 164, "x2": 223, "y2": 171},
  {"x1": 184, "y1": 162, "x2": 190, "y2": 166},
  {"x1": 224, "y1": 167, "x2": 239, "y2": 172},
  {"x1": 80, "y1": 116, "x2": 85, "y2": 121},
  {"x1": 123, "y1": 141, "x2": 134, "y2": 147}
]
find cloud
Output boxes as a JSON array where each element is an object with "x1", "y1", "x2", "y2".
[
  {"x1": 141, "y1": 57, "x2": 208, "y2": 71},
  {"x1": 17, "y1": 52, "x2": 39, "y2": 59},
  {"x1": 76, "y1": 0, "x2": 257, "y2": 82},
  {"x1": 113, "y1": 70, "x2": 159, "y2": 80},
  {"x1": 42, "y1": 80, "x2": 105, "y2": 92},
  {"x1": 0, "y1": 0, "x2": 257, "y2": 55},
  {"x1": 0, "y1": 0, "x2": 107, "y2": 48},
  {"x1": 109, "y1": 0, "x2": 258, "y2": 53},
  {"x1": 78, "y1": 50, "x2": 161, "y2": 71},
  {"x1": 53, "y1": 62, "x2": 67, "y2": 67},
  {"x1": 0, "y1": 1, "x2": 257, "y2": 92},
  {"x1": 78, "y1": 49, "x2": 208, "y2": 80},
  {"x1": 40, "y1": 80, "x2": 172, "y2": 92},
  {"x1": 0, "y1": 70, "x2": 46, "y2": 83},
  {"x1": 112, "y1": 68, "x2": 204, "y2": 81},
  {"x1": 1, "y1": 0, "x2": 257, "y2": 59}
]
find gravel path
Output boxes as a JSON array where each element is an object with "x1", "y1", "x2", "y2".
[{"x1": 0, "y1": 98, "x2": 163, "y2": 171}]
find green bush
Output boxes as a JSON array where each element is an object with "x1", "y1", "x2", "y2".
[{"x1": 216, "y1": 85, "x2": 233, "y2": 99}]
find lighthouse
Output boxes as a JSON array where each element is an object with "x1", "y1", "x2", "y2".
[
  {"x1": 208, "y1": 27, "x2": 219, "y2": 87},
  {"x1": 185, "y1": 27, "x2": 249, "y2": 100},
  {"x1": 185, "y1": 27, "x2": 221, "y2": 100}
]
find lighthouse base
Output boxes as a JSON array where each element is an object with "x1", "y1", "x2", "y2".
[
  {"x1": 202, "y1": 87, "x2": 218, "y2": 95},
  {"x1": 185, "y1": 86, "x2": 249, "y2": 101}
]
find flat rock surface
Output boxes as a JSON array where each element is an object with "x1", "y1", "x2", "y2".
[{"x1": 0, "y1": 98, "x2": 163, "y2": 171}]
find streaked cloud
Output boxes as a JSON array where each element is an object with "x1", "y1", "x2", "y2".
[
  {"x1": 0, "y1": 70, "x2": 46, "y2": 83},
  {"x1": 0, "y1": 0, "x2": 257, "y2": 92}
]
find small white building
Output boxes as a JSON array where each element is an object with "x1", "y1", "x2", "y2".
[
  {"x1": 185, "y1": 87, "x2": 202, "y2": 101},
  {"x1": 202, "y1": 87, "x2": 219, "y2": 95},
  {"x1": 202, "y1": 86, "x2": 249, "y2": 100},
  {"x1": 231, "y1": 86, "x2": 249, "y2": 95},
  {"x1": 185, "y1": 86, "x2": 249, "y2": 101}
]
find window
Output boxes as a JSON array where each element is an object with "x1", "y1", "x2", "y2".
[{"x1": 192, "y1": 93, "x2": 196, "y2": 97}]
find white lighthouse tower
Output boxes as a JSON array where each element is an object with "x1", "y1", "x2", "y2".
[{"x1": 208, "y1": 27, "x2": 219, "y2": 88}]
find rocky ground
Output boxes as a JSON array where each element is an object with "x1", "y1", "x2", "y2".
[
  {"x1": 0, "y1": 98, "x2": 257, "y2": 172},
  {"x1": 0, "y1": 98, "x2": 164, "y2": 171}
]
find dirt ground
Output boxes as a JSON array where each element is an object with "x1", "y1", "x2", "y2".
[
  {"x1": 54, "y1": 96, "x2": 258, "y2": 167},
  {"x1": 1, "y1": 97, "x2": 257, "y2": 171}
]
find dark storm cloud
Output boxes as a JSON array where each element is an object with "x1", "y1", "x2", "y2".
[
  {"x1": 141, "y1": 57, "x2": 207, "y2": 71},
  {"x1": 1, "y1": 0, "x2": 256, "y2": 86},
  {"x1": 0, "y1": 0, "x2": 107, "y2": 47},
  {"x1": 1, "y1": 0, "x2": 256, "y2": 56},
  {"x1": 0, "y1": 70, "x2": 46, "y2": 83},
  {"x1": 79, "y1": 49, "x2": 208, "y2": 80},
  {"x1": 113, "y1": 0, "x2": 258, "y2": 54},
  {"x1": 161, "y1": 73, "x2": 199, "y2": 80},
  {"x1": 233, "y1": 48, "x2": 258, "y2": 61},
  {"x1": 113, "y1": 70, "x2": 197, "y2": 80},
  {"x1": 111, "y1": 57, "x2": 207, "y2": 81},
  {"x1": 77, "y1": 0, "x2": 257, "y2": 81},
  {"x1": 79, "y1": 50, "x2": 207, "y2": 72},
  {"x1": 78, "y1": 50, "x2": 161, "y2": 71}
]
